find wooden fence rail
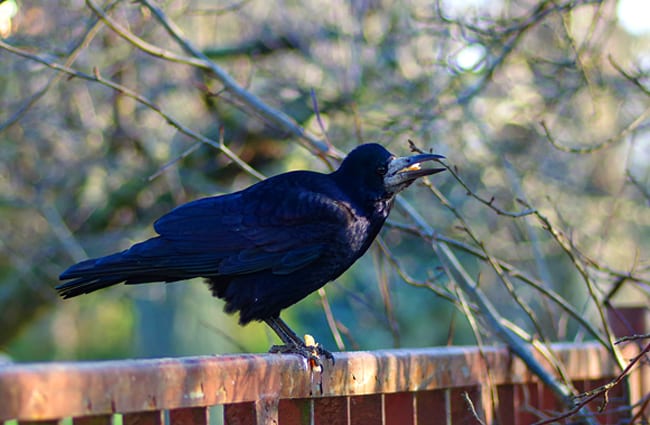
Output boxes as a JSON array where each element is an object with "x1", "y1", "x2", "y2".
[
  {"x1": 1, "y1": 307, "x2": 648, "y2": 424},
  {"x1": 0, "y1": 342, "x2": 646, "y2": 425}
]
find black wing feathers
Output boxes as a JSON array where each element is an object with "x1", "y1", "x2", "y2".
[{"x1": 57, "y1": 172, "x2": 351, "y2": 297}]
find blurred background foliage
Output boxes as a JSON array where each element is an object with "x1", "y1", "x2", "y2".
[{"x1": 0, "y1": 0, "x2": 648, "y2": 362}]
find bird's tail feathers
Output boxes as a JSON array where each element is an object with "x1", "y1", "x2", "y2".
[
  {"x1": 56, "y1": 274, "x2": 129, "y2": 299},
  {"x1": 57, "y1": 237, "x2": 185, "y2": 298}
]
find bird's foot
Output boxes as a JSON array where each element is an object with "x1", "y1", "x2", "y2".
[
  {"x1": 303, "y1": 333, "x2": 335, "y2": 364},
  {"x1": 269, "y1": 334, "x2": 334, "y2": 370}
]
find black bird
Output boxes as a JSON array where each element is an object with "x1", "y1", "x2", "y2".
[{"x1": 58, "y1": 143, "x2": 444, "y2": 362}]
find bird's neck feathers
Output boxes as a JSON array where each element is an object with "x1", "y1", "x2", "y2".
[{"x1": 331, "y1": 172, "x2": 393, "y2": 217}]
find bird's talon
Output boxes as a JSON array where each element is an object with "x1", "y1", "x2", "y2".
[
  {"x1": 268, "y1": 342, "x2": 333, "y2": 370},
  {"x1": 314, "y1": 345, "x2": 335, "y2": 364},
  {"x1": 303, "y1": 334, "x2": 335, "y2": 364}
]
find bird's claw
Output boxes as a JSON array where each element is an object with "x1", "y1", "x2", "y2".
[
  {"x1": 269, "y1": 342, "x2": 335, "y2": 370},
  {"x1": 303, "y1": 333, "x2": 335, "y2": 365}
]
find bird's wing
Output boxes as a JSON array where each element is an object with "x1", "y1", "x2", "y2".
[{"x1": 152, "y1": 182, "x2": 351, "y2": 276}]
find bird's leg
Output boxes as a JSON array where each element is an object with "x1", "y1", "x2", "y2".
[
  {"x1": 274, "y1": 317, "x2": 335, "y2": 362},
  {"x1": 264, "y1": 316, "x2": 334, "y2": 367},
  {"x1": 264, "y1": 316, "x2": 302, "y2": 347}
]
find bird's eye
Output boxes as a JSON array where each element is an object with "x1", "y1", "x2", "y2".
[{"x1": 376, "y1": 165, "x2": 387, "y2": 176}]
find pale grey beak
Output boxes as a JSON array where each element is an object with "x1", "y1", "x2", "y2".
[{"x1": 384, "y1": 153, "x2": 445, "y2": 193}]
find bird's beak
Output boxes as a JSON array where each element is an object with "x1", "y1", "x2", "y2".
[{"x1": 384, "y1": 153, "x2": 446, "y2": 192}]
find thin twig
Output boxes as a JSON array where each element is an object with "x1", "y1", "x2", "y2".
[
  {"x1": 395, "y1": 195, "x2": 598, "y2": 421},
  {"x1": 539, "y1": 108, "x2": 650, "y2": 154},
  {"x1": 626, "y1": 170, "x2": 650, "y2": 202},
  {"x1": 534, "y1": 341, "x2": 650, "y2": 424},
  {"x1": 527, "y1": 203, "x2": 625, "y2": 368},
  {"x1": 454, "y1": 283, "x2": 498, "y2": 424},
  {"x1": 384, "y1": 219, "x2": 610, "y2": 347},
  {"x1": 317, "y1": 288, "x2": 346, "y2": 351},
  {"x1": 373, "y1": 239, "x2": 401, "y2": 347},
  {"x1": 130, "y1": 0, "x2": 339, "y2": 158},
  {"x1": 0, "y1": 1, "x2": 118, "y2": 131},
  {"x1": 375, "y1": 235, "x2": 459, "y2": 304},
  {"x1": 461, "y1": 391, "x2": 487, "y2": 425},
  {"x1": 409, "y1": 142, "x2": 535, "y2": 218},
  {"x1": 423, "y1": 179, "x2": 551, "y2": 344},
  {"x1": 0, "y1": 40, "x2": 265, "y2": 181},
  {"x1": 615, "y1": 333, "x2": 650, "y2": 344}
]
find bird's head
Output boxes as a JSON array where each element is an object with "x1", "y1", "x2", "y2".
[{"x1": 334, "y1": 143, "x2": 445, "y2": 201}]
